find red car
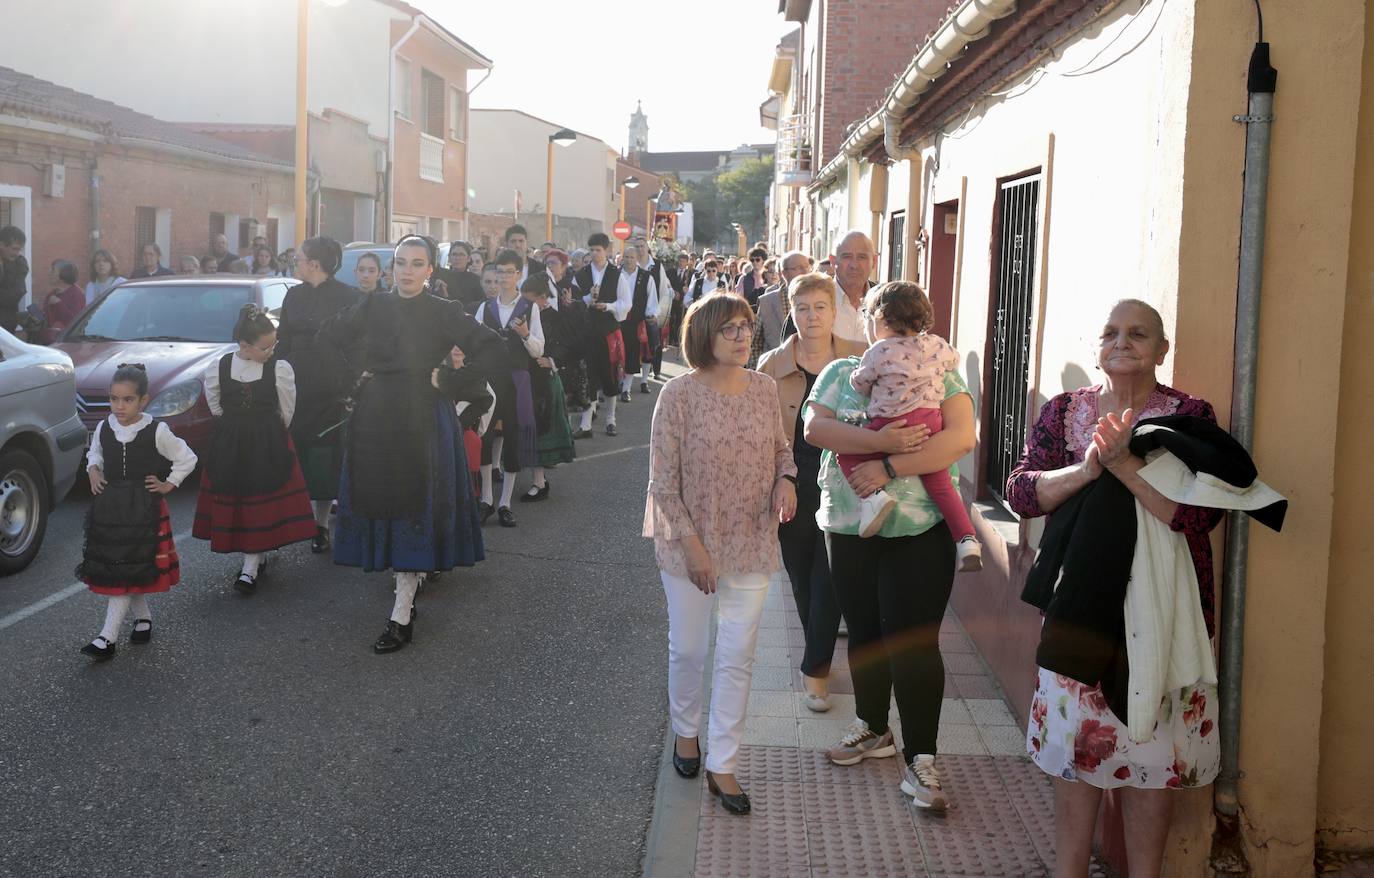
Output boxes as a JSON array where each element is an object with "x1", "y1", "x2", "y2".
[{"x1": 52, "y1": 275, "x2": 299, "y2": 457}]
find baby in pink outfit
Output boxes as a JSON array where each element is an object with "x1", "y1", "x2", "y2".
[{"x1": 840, "y1": 283, "x2": 981, "y2": 570}]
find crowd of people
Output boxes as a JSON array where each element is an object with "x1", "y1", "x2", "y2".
[{"x1": 22, "y1": 209, "x2": 1239, "y2": 874}]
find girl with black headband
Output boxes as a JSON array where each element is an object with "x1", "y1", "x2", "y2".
[
  {"x1": 76, "y1": 363, "x2": 197, "y2": 660},
  {"x1": 276, "y1": 236, "x2": 361, "y2": 555},
  {"x1": 192, "y1": 304, "x2": 318, "y2": 593},
  {"x1": 319, "y1": 234, "x2": 504, "y2": 653}
]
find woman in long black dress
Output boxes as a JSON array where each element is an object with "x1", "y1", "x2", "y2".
[
  {"x1": 276, "y1": 236, "x2": 360, "y2": 554},
  {"x1": 320, "y1": 236, "x2": 504, "y2": 653}
]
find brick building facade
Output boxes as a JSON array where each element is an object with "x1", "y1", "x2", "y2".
[{"x1": 0, "y1": 66, "x2": 293, "y2": 306}]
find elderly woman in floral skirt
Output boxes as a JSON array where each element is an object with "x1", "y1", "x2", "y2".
[{"x1": 1007, "y1": 299, "x2": 1222, "y2": 877}]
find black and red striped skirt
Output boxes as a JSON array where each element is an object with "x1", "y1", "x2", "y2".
[{"x1": 193, "y1": 446, "x2": 317, "y2": 554}]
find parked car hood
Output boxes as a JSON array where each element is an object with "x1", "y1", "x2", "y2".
[
  {"x1": 53, "y1": 340, "x2": 231, "y2": 396},
  {"x1": 0, "y1": 331, "x2": 75, "y2": 397}
]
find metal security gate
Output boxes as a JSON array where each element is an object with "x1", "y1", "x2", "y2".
[{"x1": 985, "y1": 174, "x2": 1040, "y2": 504}]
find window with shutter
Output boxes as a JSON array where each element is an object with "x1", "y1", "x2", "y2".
[
  {"x1": 421, "y1": 70, "x2": 444, "y2": 139},
  {"x1": 134, "y1": 207, "x2": 157, "y2": 258}
]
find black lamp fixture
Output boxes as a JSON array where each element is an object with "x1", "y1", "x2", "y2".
[{"x1": 550, "y1": 128, "x2": 577, "y2": 147}]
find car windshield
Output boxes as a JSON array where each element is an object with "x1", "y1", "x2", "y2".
[{"x1": 65, "y1": 284, "x2": 252, "y2": 343}]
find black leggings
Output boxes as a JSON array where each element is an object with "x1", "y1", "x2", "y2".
[
  {"x1": 826, "y1": 522, "x2": 955, "y2": 761},
  {"x1": 779, "y1": 482, "x2": 840, "y2": 678}
]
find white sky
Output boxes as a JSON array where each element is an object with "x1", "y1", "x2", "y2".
[{"x1": 424, "y1": 0, "x2": 790, "y2": 153}]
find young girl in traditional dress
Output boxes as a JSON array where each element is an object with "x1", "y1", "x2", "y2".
[
  {"x1": 193, "y1": 305, "x2": 318, "y2": 593},
  {"x1": 77, "y1": 363, "x2": 197, "y2": 660}
]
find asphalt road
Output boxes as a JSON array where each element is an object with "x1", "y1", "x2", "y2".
[{"x1": 0, "y1": 379, "x2": 671, "y2": 878}]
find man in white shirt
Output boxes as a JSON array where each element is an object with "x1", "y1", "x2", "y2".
[
  {"x1": 829, "y1": 231, "x2": 877, "y2": 343},
  {"x1": 616, "y1": 243, "x2": 658, "y2": 400},
  {"x1": 684, "y1": 258, "x2": 724, "y2": 307},
  {"x1": 573, "y1": 232, "x2": 631, "y2": 435}
]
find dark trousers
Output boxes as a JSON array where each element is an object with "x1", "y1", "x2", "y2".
[
  {"x1": 826, "y1": 522, "x2": 956, "y2": 761},
  {"x1": 668, "y1": 298, "x2": 685, "y2": 347},
  {"x1": 779, "y1": 481, "x2": 840, "y2": 678},
  {"x1": 646, "y1": 318, "x2": 663, "y2": 378}
]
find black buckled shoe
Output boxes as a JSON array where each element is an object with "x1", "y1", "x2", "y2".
[
  {"x1": 311, "y1": 526, "x2": 331, "y2": 554},
  {"x1": 479, "y1": 501, "x2": 495, "y2": 525},
  {"x1": 80, "y1": 636, "x2": 116, "y2": 661},
  {"x1": 640, "y1": 381, "x2": 650, "y2": 394},
  {"x1": 234, "y1": 572, "x2": 258, "y2": 595},
  {"x1": 619, "y1": 390, "x2": 632, "y2": 403},
  {"x1": 373, "y1": 618, "x2": 414, "y2": 654},
  {"x1": 519, "y1": 483, "x2": 550, "y2": 503},
  {"x1": 497, "y1": 506, "x2": 516, "y2": 527},
  {"x1": 605, "y1": 423, "x2": 618, "y2": 437},
  {"x1": 130, "y1": 619, "x2": 153, "y2": 644},
  {"x1": 672, "y1": 736, "x2": 701, "y2": 779},
  {"x1": 706, "y1": 771, "x2": 751, "y2": 815}
]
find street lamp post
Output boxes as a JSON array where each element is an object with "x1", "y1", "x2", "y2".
[
  {"x1": 295, "y1": 0, "x2": 347, "y2": 248},
  {"x1": 618, "y1": 175, "x2": 639, "y2": 252},
  {"x1": 731, "y1": 222, "x2": 747, "y2": 258},
  {"x1": 546, "y1": 128, "x2": 577, "y2": 243}
]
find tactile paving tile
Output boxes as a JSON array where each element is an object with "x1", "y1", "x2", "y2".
[
  {"x1": 694, "y1": 814, "x2": 811, "y2": 877},
  {"x1": 915, "y1": 755, "x2": 1024, "y2": 832},
  {"x1": 807, "y1": 817, "x2": 926, "y2": 873},
  {"x1": 798, "y1": 747, "x2": 903, "y2": 786},
  {"x1": 735, "y1": 745, "x2": 803, "y2": 782},
  {"x1": 917, "y1": 826, "x2": 1049, "y2": 876},
  {"x1": 801, "y1": 775, "x2": 917, "y2": 826},
  {"x1": 700, "y1": 778, "x2": 807, "y2": 820}
]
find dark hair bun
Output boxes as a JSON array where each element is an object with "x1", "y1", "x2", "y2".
[{"x1": 116, "y1": 362, "x2": 147, "y2": 371}]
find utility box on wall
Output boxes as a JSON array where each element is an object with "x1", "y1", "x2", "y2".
[{"x1": 43, "y1": 163, "x2": 65, "y2": 198}]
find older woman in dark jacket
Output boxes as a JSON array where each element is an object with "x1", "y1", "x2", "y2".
[{"x1": 1007, "y1": 298, "x2": 1223, "y2": 878}]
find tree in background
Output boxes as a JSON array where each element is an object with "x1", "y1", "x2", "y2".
[{"x1": 682, "y1": 156, "x2": 775, "y2": 253}]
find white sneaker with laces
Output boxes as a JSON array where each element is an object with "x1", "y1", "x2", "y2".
[
  {"x1": 858, "y1": 490, "x2": 897, "y2": 538},
  {"x1": 956, "y1": 536, "x2": 982, "y2": 572},
  {"x1": 901, "y1": 754, "x2": 949, "y2": 811},
  {"x1": 826, "y1": 719, "x2": 897, "y2": 766}
]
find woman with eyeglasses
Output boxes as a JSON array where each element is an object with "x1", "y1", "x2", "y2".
[
  {"x1": 276, "y1": 236, "x2": 361, "y2": 554},
  {"x1": 319, "y1": 235, "x2": 504, "y2": 652},
  {"x1": 193, "y1": 305, "x2": 317, "y2": 593},
  {"x1": 646, "y1": 294, "x2": 797, "y2": 816},
  {"x1": 684, "y1": 259, "x2": 725, "y2": 309},
  {"x1": 734, "y1": 247, "x2": 769, "y2": 308}
]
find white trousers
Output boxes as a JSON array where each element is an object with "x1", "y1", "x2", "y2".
[{"x1": 661, "y1": 570, "x2": 770, "y2": 774}]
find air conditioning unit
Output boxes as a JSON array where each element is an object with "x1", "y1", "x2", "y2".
[{"x1": 44, "y1": 163, "x2": 65, "y2": 198}]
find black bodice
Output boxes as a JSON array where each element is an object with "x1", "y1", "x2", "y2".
[{"x1": 98, "y1": 419, "x2": 171, "y2": 483}]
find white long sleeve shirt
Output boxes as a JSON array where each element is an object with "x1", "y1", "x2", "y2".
[
  {"x1": 86, "y1": 414, "x2": 198, "y2": 487},
  {"x1": 475, "y1": 296, "x2": 545, "y2": 358},
  {"x1": 202, "y1": 355, "x2": 298, "y2": 427},
  {"x1": 619, "y1": 267, "x2": 658, "y2": 321},
  {"x1": 582, "y1": 262, "x2": 633, "y2": 321}
]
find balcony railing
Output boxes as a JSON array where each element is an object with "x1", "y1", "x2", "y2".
[
  {"x1": 420, "y1": 133, "x2": 444, "y2": 183},
  {"x1": 776, "y1": 114, "x2": 813, "y2": 187}
]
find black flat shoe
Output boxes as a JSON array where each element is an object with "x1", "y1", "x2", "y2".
[
  {"x1": 479, "y1": 501, "x2": 495, "y2": 525},
  {"x1": 519, "y1": 483, "x2": 550, "y2": 503},
  {"x1": 640, "y1": 382, "x2": 650, "y2": 393},
  {"x1": 129, "y1": 620, "x2": 152, "y2": 645},
  {"x1": 672, "y1": 736, "x2": 701, "y2": 779},
  {"x1": 233, "y1": 572, "x2": 258, "y2": 595},
  {"x1": 373, "y1": 618, "x2": 414, "y2": 653},
  {"x1": 619, "y1": 391, "x2": 632, "y2": 403},
  {"x1": 605, "y1": 423, "x2": 618, "y2": 437},
  {"x1": 81, "y1": 636, "x2": 116, "y2": 661},
  {"x1": 706, "y1": 771, "x2": 750, "y2": 815},
  {"x1": 311, "y1": 527, "x2": 330, "y2": 554},
  {"x1": 572, "y1": 429, "x2": 593, "y2": 440},
  {"x1": 497, "y1": 506, "x2": 516, "y2": 527}
]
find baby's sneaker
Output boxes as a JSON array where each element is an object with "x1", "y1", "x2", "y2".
[
  {"x1": 956, "y1": 536, "x2": 982, "y2": 572},
  {"x1": 858, "y1": 490, "x2": 897, "y2": 538}
]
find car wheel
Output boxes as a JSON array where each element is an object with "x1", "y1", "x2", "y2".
[{"x1": 0, "y1": 449, "x2": 48, "y2": 576}]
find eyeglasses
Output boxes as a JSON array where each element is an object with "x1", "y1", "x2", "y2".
[{"x1": 718, "y1": 321, "x2": 755, "y2": 340}]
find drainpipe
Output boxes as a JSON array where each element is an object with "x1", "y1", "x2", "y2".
[{"x1": 1210, "y1": 32, "x2": 1278, "y2": 877}]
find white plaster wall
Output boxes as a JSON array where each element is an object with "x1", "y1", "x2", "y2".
[
  {"x1": 4, "y1": 0, "x2": 403, "y2": 136},
  {"x1": 902, "y1": 0, "x2": 1196, "y2": 414},
  {"x1": 468, "y1": 111, "x2": 617, "y2": 224}
]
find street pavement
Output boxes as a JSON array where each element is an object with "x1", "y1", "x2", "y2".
[{"x1": 0, "y1": 378, "x2": 671, "y2": 878}]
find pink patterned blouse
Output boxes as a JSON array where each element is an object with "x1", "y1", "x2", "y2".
[
  {"x1": 644, "y1": 371, "x2": 798, "y2": 578},
  {"x1": 1005, "y1": 384, "x2": 1225, "y2": 635}
]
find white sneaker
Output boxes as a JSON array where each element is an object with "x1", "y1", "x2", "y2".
[
  {"x1": 956, "y1": 536, "x2": 982, "y2": 572},
  {"x1": 901, "y1": 754, "x2": 949, "y2": 811},
  {"x1": 858, "y1": 490, "x2": 897, "y2": 538}
]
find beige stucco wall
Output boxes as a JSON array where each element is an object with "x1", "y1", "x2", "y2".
[
  {"x1": 468, "y1": 110, "x2": 615, "y2": 225},
  {"x1": 1317, "y1": 1, "x2": 1374, "y2": 855}
]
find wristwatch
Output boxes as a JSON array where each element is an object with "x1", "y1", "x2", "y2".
[
  {"x1": 779, "y1": 474, "x2": 797, "y2": 485},
  {"x1": 881, "y1": 457, "x2": 898, "y2": 480}
]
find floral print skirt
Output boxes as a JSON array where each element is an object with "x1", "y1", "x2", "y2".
[{"x1": 1026, "y1": 667, "x2": 1220, "y2": 790}]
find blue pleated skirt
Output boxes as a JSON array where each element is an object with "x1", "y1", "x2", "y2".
[{"x1": 332, "y1": 399, "x2": 485, "y2": 573}]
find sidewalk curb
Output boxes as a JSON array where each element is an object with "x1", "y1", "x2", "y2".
[{"x1": 640, "y1": 725, "x2": 701, "y2": 878}]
